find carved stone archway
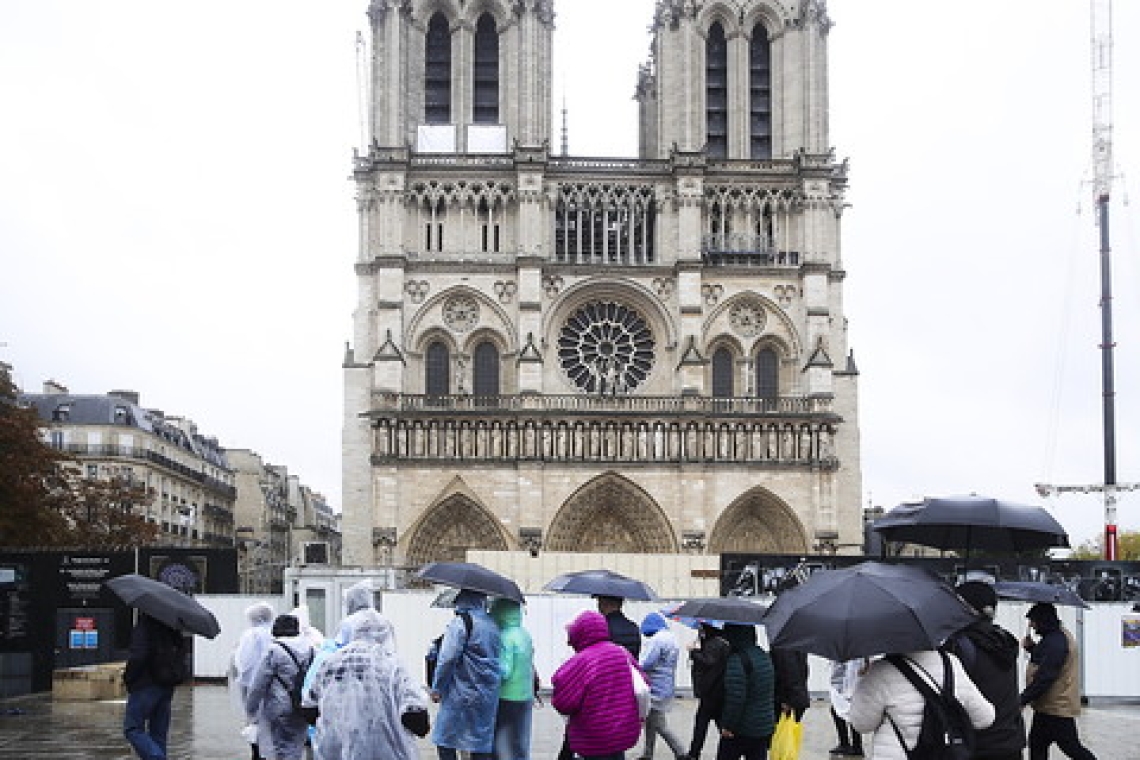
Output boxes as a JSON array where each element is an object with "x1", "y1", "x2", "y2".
[
  {"x1": 405, "y1": 494, "x2": 509, "y2": 566},
  {"x1": 707, "y1": 489, "x2": 809, "y2": 554},
  {"x1": 546, "y1": 473, "x2": 677, "y2": 553}
]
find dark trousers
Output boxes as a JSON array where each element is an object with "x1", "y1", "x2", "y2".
[
  {"x1": 1028, "y1": 712, "x2": 1096, "y2": 760},
  {"x1": 830, "y1": 707, "x2": 862, "y2": 752},
  {"x1": 123, "y1": 684, "x2": 174, "y2": 760},
  {"x1": 715, "y1": 734, "x2": 770, "y2": 760},
  {"x1": 688, "y1": 700, "x2": 720, "y2": 758}
]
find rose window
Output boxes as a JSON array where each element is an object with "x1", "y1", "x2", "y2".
[{"x1": 558, "y1": 301, "x2": 655, "y2": 393}]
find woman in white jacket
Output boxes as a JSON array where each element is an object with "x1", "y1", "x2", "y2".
[{"x1": 848, "y1": 649, "x2": 994, "y2": 760}]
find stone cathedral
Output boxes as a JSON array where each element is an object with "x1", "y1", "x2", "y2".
[{"x1": 341, "y1": 0, "x2": 861, "y2": 569}]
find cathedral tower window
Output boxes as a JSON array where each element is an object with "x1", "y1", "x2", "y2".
[
  {"x1": 478, "y1": 198, "x2": 500, "y2": 253},
  {"x1": 472, "y1": 341, "x2": 500, "y2": 399},
  {"x1": 705, "y1": 22, "x2": 728, "y2": 159},
  {"x1": 712, "y1": 347, "x2": 735, "y2": 397},
  {"x1": 423, "y1": 198, "x2": 445, "y2": 252},
  {"x1": 425, "y1": 13, "x2": 452, "y2": 124},
  {"x1": 749, "y1": 23, "x2": 772, "y2": 159},
  {"x1": 756, "y1": 347, "x2": 778, "y2": 402},
  {"x1": 426, "y1": 341, "x2": 451, "y2": 396},
  {"x1": 473, "y1": 14, "x2": 499, "y2": 124}
]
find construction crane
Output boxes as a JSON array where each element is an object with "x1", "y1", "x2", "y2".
[{"x1": 1036, "y1": 0, "x2": 1123, "y2": 560}]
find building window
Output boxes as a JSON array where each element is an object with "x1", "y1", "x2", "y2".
[
  {"x1": 706, "y1": 22, "x2": 728, "y2": 159},
  {"x1": 558, "y1": 301, "x2": 655, "y2": 395},
  {"x1": 478, "y1": 198, "x2": 500, "y2": 253},
  {"x1": 425, "y1": 12, "x2": 451, "y2": 124},
  {"x1": 86, "y1": 464, "x2": 98, "y2": 479},
  {"x1": 52, "y1": 404, "x2": 71, "y2": 422},
  {"x1": 425, "y1": 341, "x2": 451, "y2": 396},
  {"x1": 473, "y1": 13, "x2": 499, "y2": 124},
  {"x1": 472, "y1": 341, "x2": 500, "y2": 398},
  {"x1": 756, "y1": 347, "x2": 779, "y2": 401},
  {"x1": 712, "y1": 347, "x2": 734, "y2": 397},
  {"x1": 423, "y1": 198, "x2": 445, "y2": 252},
  {"x1": 49, "y1": 430, "x2": 64, "y2": 448},
  {"x1": 750, "y1": 23, "x2": 772, "y2": 159}
]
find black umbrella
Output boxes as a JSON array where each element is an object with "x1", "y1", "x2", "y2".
[
  {"x1": 105, "y1": 574, "x2": 221, "y2": 639},
  {"x1": 761, "y1": 561, "x2": 977, "y2": 661},
  {"x1": 543, "y1": 569, "x2": 657, "y2": 601},
  {"x1": 994, "y1": 581, "x2": 1091, "y2": 609},
  {"x1": 872, "y1": 495, "x2": 1069, "y2": 559},
  {"x1": 671, "y1": 597, "x2": 768, "y2": 626},
  {"x1": 417, "y1": 561, "x2": 525, "y2": 603}
]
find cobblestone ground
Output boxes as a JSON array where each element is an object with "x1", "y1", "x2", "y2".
[{"x1": 0, "y1": 682, "x2": 1135, "y2": 759}]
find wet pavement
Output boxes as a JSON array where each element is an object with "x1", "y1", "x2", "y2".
[{"x1": 0, "y1": 682, "x2": 1135, "y2": 759}]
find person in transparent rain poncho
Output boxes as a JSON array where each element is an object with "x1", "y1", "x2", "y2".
[
  {"x1": 304, "y1": 609, "x2": 431, "y2": 760},
  {"x1": 334, "y1": 580, "x2": 376, "y2": 647},
  {"x1": 244, "y1": 614, "x2": 315, "y2": 760},
  {"x1": 231, "y1": 602, "x2": 276, "y2": 760}
]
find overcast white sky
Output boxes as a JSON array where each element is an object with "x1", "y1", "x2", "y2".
[{"x1": 2, "y1": 1, "x2": 1138, "y2": 550}]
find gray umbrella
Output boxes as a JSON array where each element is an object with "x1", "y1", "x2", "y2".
[
  {"x1": 871, "y1": 495, "x2": 1070, "y2": 558},
  {"x1": 105, "y1": 573, "x2": 221, "y2": 638},
  {"x1": 761, "y1": 561, "x2": 977, "y2": 661},
  {"x1": 417, "y1": 561, "x2": 525, "y2": 602},
  {"x1": 543, "y1": 569, "x2": 658, "y2": 601},
  {"x1": 671, "y1": 597, "x2": 768, "y2": 625},
  {"x1": 994, "y1": 581, "x2": 1091, "y2": 609}
]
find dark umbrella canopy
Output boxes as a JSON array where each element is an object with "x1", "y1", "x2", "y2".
[
  {"x1": 872, "y1": 495, "x2": 1070, "y2": 555},
  {"x1": 994, "y1": 581, "x2": 1091, "y2": 609},
  {"x1": 761, "y1": 562, "x2": 976, "y2": 661},
  {"x1": 543, "y1": 569, "x2": 657, "y2": 601},
  {"x1": 417, "y1": 561, "x2": 525, "y2": 603},
  {"x1": 105, "y1": 574, "x2": 221, "y2": 639},
  {"x1": 671, "y1": 597, "x2": 768, "y2": 626}
]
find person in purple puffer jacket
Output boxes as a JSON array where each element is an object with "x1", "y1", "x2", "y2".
[{"x1": 552, "y1": 610, "x2": 643, "y2": 760}]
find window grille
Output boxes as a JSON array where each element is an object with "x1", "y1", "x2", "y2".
[
  {"x1": 750, "y1": 23, "x2": 772, "y2": 159},
  {"x1": 426, "y1": 342, "x2": 451, "y2": 396},
  {"x1": 473, "y1": 14, "x2": 499, "y2": 124},
  {"x1": 756, "y1": 348, "x2": 778, "y2": 401},
  {"x1": 472, "y1": 342, "x2": 500, "y2": 399},
  {"x1": 712, "y1": 347, "x2": 735, "y2": 397},
  {"x1": 706, "y1": 22, "x2": 728, "y2": 159}
]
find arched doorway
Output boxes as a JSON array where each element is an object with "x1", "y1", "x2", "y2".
[
  {"x1": 404, "y1": 494, "x2": 509, "y2": 566},
  {"x1": 546, "y1": 473, "x2": 677, "y2": 553},
  {"x1": 707, "y1": 489, "x2": 808, "y2": 553}
]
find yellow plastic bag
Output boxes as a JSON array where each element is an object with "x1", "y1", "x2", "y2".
[{"x1": 770, "y1": 712, "x2": 803, "y2": 760}]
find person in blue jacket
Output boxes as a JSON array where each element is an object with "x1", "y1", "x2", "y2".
[
  {"x1": 430, "y1": 589, "x2": 503, "y2": 760},
  {"x1": 638, "y1": 611, "x2": 687, "y2": 760}
]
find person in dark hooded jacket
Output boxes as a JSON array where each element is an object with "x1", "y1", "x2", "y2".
[
  {"x1": 717, "y1": 624, "x2": 774, "y2": 760},
  {"x1": 944, "y1": 581, "x2": 1025, "y2": 760}
]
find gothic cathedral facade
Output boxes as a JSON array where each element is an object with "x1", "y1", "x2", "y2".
[{"x1": 342, "y1": 0, "x2": 860, "y2": 569}]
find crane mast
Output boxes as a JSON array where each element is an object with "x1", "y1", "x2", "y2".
[{"x1": 1036, "y1": 1, "x2": 1121, "y2": 560}]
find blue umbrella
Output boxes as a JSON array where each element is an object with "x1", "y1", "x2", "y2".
[{"x1": 543, "y1": 569, "x2": 657, "y2": 601}]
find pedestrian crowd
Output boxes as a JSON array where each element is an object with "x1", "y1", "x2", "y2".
[{"x1": 120, "y1": 578, "x2": 1099, "y2": 760}]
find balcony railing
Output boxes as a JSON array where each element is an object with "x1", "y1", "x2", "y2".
[
  {"x1": 48, "y1": 442, "x2": 237, "y2": 500},
  {"x1": 700, "y1": 233, "x2": 800, "y2": 267},
  {"x1": 368, "y1": 393, "x2": 833, "y2": 417}
]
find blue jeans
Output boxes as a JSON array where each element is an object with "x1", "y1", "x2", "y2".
[
  {"x1": 123, "y1": 684, "x2": 174, "y2": 760},
  {"x1": 495, "y1": 698, "x2": 534, "y2": 760}
]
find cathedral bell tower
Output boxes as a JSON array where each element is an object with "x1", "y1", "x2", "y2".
[{"x1": 342, "y1": 1, "x2": 861, "y2": 573}]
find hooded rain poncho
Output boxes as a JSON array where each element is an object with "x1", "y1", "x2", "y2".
[
  {"x1": 430, "y1": 590, "x2": 502, "y2": 754},
  {"x1": 334, "y1": 580, "x2": 376, "y2": 647},
  {"x1": 232, "y1": 602, "x2": 276, "y2": 717},
  {"x1": 307, "y1": 609, "x2": 429, "y2": 760},
  {"x1": 244, "y1": 632, "x2": 315, "y2": 760}
]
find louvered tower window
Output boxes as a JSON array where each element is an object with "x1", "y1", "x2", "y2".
[
  {"x1": 473, "y1": 14, "x2": 499, "y2": 124},
  {"x1": 706, "y1": 22, "x2": 728, "y2": 159},
  {"x1": 425, "y1": 13, "x2": 451, "y2": 124},
  {"x1": 712, "y1": 347, "x2": 735, "y2": 397},
  {"x1": 756, "y1": 348, "x2": 778, "y2": 402},
  {"x1": 472, "y1": 341, "x2": 500, "y2": 399},
  {"x1": 426, "y1": 341, "x2": 451, "y2": 396},
  {"x1": 750, "y1": 24, "x2": 772, "y2": 159}
]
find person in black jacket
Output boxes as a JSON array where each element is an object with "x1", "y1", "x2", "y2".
[
  {"x1": 771, "y1": 647, "x2": 810, "y2": 721},
  {"x1": 596, "y1": 595, "x2": 641, "y2": 659},
  {"x1": 945, "y1": 581, "x2": 1026, "y2": 760},
  {"x1": 122, "y1": 613, "x2": 187, "y2": 760},
  {"x1": 685, "y1": 622, "x2": 730, "y2": 760}
]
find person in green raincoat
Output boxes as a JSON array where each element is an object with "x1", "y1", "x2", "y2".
[{"x1": 490, "y1": 598, "x2": 536, "y2": 760}]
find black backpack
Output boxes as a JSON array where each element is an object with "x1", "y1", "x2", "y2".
[
  {"x1": 149, "y1": 626, "x2": 189, "y2": 687},
  {"x1": 885, "y1": 651, "x2": 976, "y2": 760},
  {"x1": 274, "y1": 642, "x2": 314, "y2": 717}
]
